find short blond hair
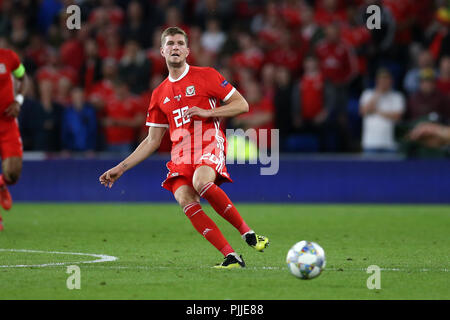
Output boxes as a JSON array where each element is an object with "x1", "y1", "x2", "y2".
[{"x1": 161, "y1": 26, "x2": 188, "y2": 47}]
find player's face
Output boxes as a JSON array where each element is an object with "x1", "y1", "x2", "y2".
[{"x1": 161, "y1": 34, "x2": 189, "y2": 68}]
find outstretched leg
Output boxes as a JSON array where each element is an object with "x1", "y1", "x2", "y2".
[
  {"x1": 174, "y1": 183, "x2": 234, "y2": 257},
  {"x1": 192, "y1": 165, "x2": 250, "y2": 235},
  {"x1": 174, "y1": 182, "x2": 245, "y2": 268},
  {"x1": 192, "y1": 165, "x2": 269, "y2": 252}
]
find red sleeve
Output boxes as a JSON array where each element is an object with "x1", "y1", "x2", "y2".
[
  {"x1": 146, "y1": 90, "x2": 169, "y2": 128},
  {"x1": 8, "y1": 49, "x2": 20, "y2": 71},
  {"x1": 204, "y1": 68, "x2": 236, "y2": 102}
]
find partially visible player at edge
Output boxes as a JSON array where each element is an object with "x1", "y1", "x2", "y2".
[
  {"x1": 99, "y1": 27, "x2": 269, "y2": 268},
  {"x1": 0, "y1": 47, "x2": 27, "y2": 231}
]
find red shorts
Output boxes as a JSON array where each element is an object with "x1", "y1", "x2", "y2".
[
  {"x1": 162, "y1": 155, "x2": 233, "y2": 194},
  {"x1": 0, "y1": 119, "x2": 23, "y2": 160}
]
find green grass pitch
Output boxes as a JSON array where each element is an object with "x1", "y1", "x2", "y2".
[{"x1": 0, "y1": 203, "x2": 449, "y2": 300}]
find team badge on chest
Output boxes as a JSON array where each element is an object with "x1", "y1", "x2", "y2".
[{"x1": 186, "y1": 85, "x2": 195, "y2": 97}]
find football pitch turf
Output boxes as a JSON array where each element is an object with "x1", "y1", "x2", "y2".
[{"x1": 0, "y1": 203, "x2": 448, "y2": 300}]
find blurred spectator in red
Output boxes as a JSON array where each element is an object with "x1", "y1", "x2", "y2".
[
  {"x1": 25, "y1": 33, "x2": 53, "y2": 68},
  {"x1": 233, "y1": 67, "x2": 254, "y2": 94},
  {"x1": 121, "y1": 0, "x2": 151, "y2": 48},
  {"x1": 292, "y1": 56, "x2": 329, "y2": 151},
  {"x1": 80, "y1": 38, "x2": 103, "y2": 95},
  {"x1": 61, "y1": 87, "x2": 97, "y2": 154},
  {"x1": 296, "y1": 56, "x2": 327, "y2": 128},
  {"x1": 359, "y1": 68, "x2": 405, "y2": 153},
  {"x1": 97, "y1": 25, "x2": 124, "y2": 61},
  {"x1": 232, "y1": 80, "x2": 275, "y2": 149},
  {"x1": 231, "y1": 32, "x2": 264, "y2": 73},
  {"x1": 36, "y1": 48, "x2": 78, "y2": 96},
  {"x1": 297, "y1": 4, "x2": 323, "y2": 52},
  {"x1": 60, "y1": 29, "x2": 86, "y2": 72},
  {"x1": 102, "y1": 80, "x2": 145, "y2": 154},
  {"x1": 147, "y1": 28, "x2": 167, "y2": 78},
  {"x1": 436, "y1": 56, "x2": 450, "y2": 97},
  {"x1": 314, "y1": 0, "x2": 348, "y2": 27},
  {"x1": 118, "y1": 39, "x2": 151, "y2": 95},
  {"x1": 88, "y1": 57, "x2": 117, "y2": 112},
  {"x1": 88, "y1": 57, "x2": 119, "y2": 151},
  {"x1": 260, "y1": 63, "x2": 276, "y2": 102},
  {"x1": 316, "y1": 23, "x2": 357, "y2": 150},
  {"x1": 265, "y1": 28, "x2": 304, "y2": 76},
  {"x1": 383, "y1": 0, "x2": 414, "y2": 47},
  {"x1": 279, "y1": 0, "x2": 302, "y2": 29},
  {"x1": 251, "y1": 0, "x2": 283, "y2": 51},
  {"x1": 403, "y1": 49, "x2": 435, "y2": 94},
  {"x1": 89, "y1": 0, "x2": 125, "y2": 27},
  {"x1": 406, "y1": 68, "x2": 448, "y2": 122},
  {"x1": 316, "y1": 23, "x2": 357, "y2": 90},
  {"x1": 201, "y1": 18, "x2": 226, "y2": 55}
]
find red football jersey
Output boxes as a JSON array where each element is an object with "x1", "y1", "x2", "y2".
[
  {"x1": 0, "y1": 48, "x2": 21, "y2": 119},
  {"x1": 146, "y1": 64, "x2": 236, "y2": 168}
]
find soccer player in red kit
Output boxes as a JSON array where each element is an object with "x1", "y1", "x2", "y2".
[
  {"x1": 0, "y1": 48, "x2": 27, "y2": 231},
  {"x1": 99, "y1": 27, "x2": 269, "y2": 268}
]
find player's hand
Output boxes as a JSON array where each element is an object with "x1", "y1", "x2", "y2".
[
  {"x1": 4, "y1": 101, "x2": 21, "y2": 118},
  {"x1": 184, "y1": 107, "x2": 212, "y2": 119},
  {"x1": 99, "y1": 166, "x2": 124, "y2": 188}
]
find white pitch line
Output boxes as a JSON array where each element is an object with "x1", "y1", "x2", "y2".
[
  {"x1": 0, "y1": 250, "x2": 447, "y2": 272},
  {"x1": 0, "y1": 249, "x2": 118, "y2": 268},
  {"x1": 66, "y1": 265, "x2": 449, "y2": 272}
]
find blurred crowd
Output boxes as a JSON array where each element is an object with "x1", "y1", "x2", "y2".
[{"x1": 0, "y1": 0, "x2": 449, "y2": 157}]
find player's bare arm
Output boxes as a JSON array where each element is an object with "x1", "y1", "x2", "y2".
[
  {"x1": 184, "y1": 90, "x2": 249, "y2": 119},
  {"x1": 99, "y1": 126, "x2": 167, "y2": 188},
  {"x1": 4, "y1": 73, "x2": 27, "y2": 118}
]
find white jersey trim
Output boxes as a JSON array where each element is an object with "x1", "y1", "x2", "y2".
[
  {"x1": 146, "y1": 122, "x2": 169, "y2": 128},
  {"x1": 168, "y1": 63, "x2": 190, "y2": 82},
  {"x1": 223, "y1": 87, "x2": 236, "y2": 102}
]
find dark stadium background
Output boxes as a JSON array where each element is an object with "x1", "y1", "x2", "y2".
[{"x1": 1, "y1": 0, "x2": 449, "y2": 203}]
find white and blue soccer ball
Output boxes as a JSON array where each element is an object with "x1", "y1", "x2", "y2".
[{"x1": 286, "y1": 241, "x2": 326, "y2": 280}]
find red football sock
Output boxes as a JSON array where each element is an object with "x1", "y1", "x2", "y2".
[
  {"x1": 183, "y1": 202, "x2": 234, "y2": 257},
  {"x1": 199, "y1": 182, "x2": 251, "y2": 235}
]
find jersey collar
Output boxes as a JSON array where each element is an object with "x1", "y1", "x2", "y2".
[{"x1": 168, "y1": 63, "x2": 190, "y2": 82}]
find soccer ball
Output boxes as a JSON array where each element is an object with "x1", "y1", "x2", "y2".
[{"x1": 286, "y1": 241, "x2": 326, "y2": 279}]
